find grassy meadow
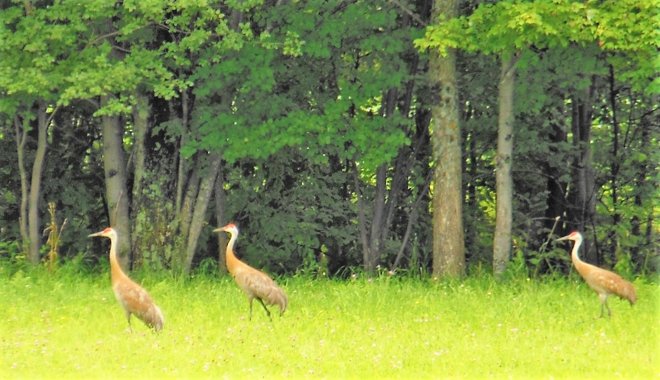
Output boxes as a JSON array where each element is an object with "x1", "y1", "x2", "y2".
[{"x1": 0, "y1": 266, "x2": 657, "y2": 379}]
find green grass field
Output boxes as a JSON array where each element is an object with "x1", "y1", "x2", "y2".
[{"x1": 0, "y1": 268, "x2": 657, "y2": 379}]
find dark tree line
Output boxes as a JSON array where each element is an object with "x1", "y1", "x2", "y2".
[{"x1": 0, "y1": 0, "x2": 656, "y2": 278}]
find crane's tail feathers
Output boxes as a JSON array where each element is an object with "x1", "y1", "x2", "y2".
[
  {"x1": 155, "y1": 305, "x2": 165, "y2": 330},
  {"x1": 622, "y1": 282, "x2": 637, "y2": 305},
  {"x1": 266, "y1": 287, "x2": 288, "y2": 316},
  {"x1": 280, "y1": 292, "x2": 288, "y2": 315},
  {"x1": 615, "y1": 280, "x2": 637, "y2": 306},
  {"x1": 141, "y1": 304, "x2": 164, "y2": 332}
]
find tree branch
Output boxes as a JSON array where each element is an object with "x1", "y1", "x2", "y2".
[
  {"x1": 390, "y1": 171, "x2": 432, "y2": 272},
  {"x1": 388, "y1": 0, "x2": 427, "y2": 26}
]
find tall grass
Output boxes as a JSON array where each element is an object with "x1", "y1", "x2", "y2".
[{"x1": 0, "y1": 267, "x2": 657, "y2": 379}]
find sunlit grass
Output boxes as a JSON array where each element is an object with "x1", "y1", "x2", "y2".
[{"x1": 0, "y1": 268, "x2": 657, "y2": 379}]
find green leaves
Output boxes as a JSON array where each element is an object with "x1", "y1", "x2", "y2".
[
  {"x1": 417, "y1": 0, "x2": 592, "y2": 56},
  {"x1": 588, "y1": 0, "x2": 659, "y2": 93},
  {"x1": 0, "y1": 0, "x2": 176, "y2": 115},
  {"x1": 178, "y1": 0, "x2": 415, "y2": 172},
  {"x1": 417, "y1": 0, "x2": 658, "y2": 94}
]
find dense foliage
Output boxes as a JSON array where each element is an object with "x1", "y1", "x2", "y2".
[{"x1": 0, "y1": 0, "x2": 657, "y2": 277}]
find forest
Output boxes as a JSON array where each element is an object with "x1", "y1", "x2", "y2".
[{"x1": 0, "y1": 0, "x2": 657, "y2": 279}]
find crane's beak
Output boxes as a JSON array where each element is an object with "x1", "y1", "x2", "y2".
[
  {"x1": 88, "y1": 231, "x2": 103, "y2": 238},
  {"x1": 212, "y1": 227, "x2": 226, "y2": 233},
  {"x1": 555, "y1": 235, "x2": 570, "y2": 242}
]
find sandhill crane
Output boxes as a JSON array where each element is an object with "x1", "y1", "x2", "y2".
[
  {"x1": 213, "y1": 223, "x2": 288, "y2": 320},
  {"x1": 556, "y1": 231, "x2": 636, "y2": 317},
  {"x1": 89, "y1": 227, "x2": 164, "y2": 331}
]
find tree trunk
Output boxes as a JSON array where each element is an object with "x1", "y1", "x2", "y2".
[
  {"x1": 179, "y1": 162, "x2": 200, "y2": 241},
  {"x1": 429, "y1": 0, "x2": 465, "y2": 278},
  {"x1": 214, "y1": 166, "x2": 228, "y2": 274},
  {"x1": 544, "y1": 122, "x2": 567, "y2": 234},
  {"x1": 391, "y1": 173, "x2": 432, "y2": 271},
  {"x1": 131, "y1": 92, "x2": 149, "y2": 209},
  {"x1": 175, "y1": 88, "x2": 190, "y2": 214},
  {"x1": 14, "y1": 115, "x2": 30, "y2": 255},
  {"x1": 101, "y1": 95, "x2": 131, "y2": 269},
  {"x1": 368, "y1": 163, "x2": 388, "y2": 273},
  {"x1": 352, "y1": 90, "x2": 397, "y2": 274},
  {"x1": 493, "y1": 53, "x2": 517, "y2": 276},
  {"x1": 26, "y1": 104, "x2": 49, "y2": 264},
  {"x1": 14, "y1": 102, "x2": 56, "y2": 264},
  {"x1": 351, "y1": 9, "x2": 420, "y2": 275},
  {"x1": 607, "y1": 65, "x2": 620, "y2": 265},
  {"x1": 183, "y1": 154, "x2": 221, "y2": 274},
  {"x1": 631, "y1": 109, "x2": 652, "y2": 271},
  {"x1": 465, "y1": 129, "x2": 478, "y2": 261},
  {"x1": 173, "y1": 162, "x2": 199, "y2": 272},
  {"x1": 379, "y1": 89, "x2": 401, "y2": 243},
  {"x1": 462, "y1": 100, "x2": 478, "y2": 262},
  {"x1": 568, "y1": 81, "x2": 597, "y2": 264},
  {"x1": 355, "y1": 86, "x2": 418, "y2": 275},
  {"x1": 354, "y1": 162, "x2": 373, "y2": 273},
  {"x1": 130, "y1": 91, "x2": 149, "y2": 260}
]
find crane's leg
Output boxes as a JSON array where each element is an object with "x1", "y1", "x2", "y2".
[
  {"x1": 248, "y1": 298, "x2": 253, "y2": 321},
  {"x1": 604, "y1": 300, "x2": 611, "y2": 318},
  {"x1": 599, "y1": 294, "x2": 611, "y2": 318},
  {"x1": 256, "y1": 298, "x2": 272, "y2": 321},
  {"x1": 126, "y1": 311, "x2": 133, "y2": 332}
]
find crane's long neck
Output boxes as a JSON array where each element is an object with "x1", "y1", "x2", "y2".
[
  {"x1": 570, "y1": 236, "x2": 589, "y2": 274},
  {"x1": 108, "y1": 234, "x2": 128, "y2": 282},
  {"x1": 225, "y1": 230, "x2": 243, "y2": 273}
]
